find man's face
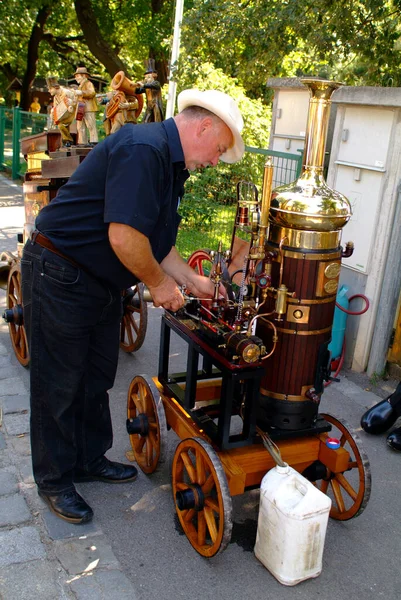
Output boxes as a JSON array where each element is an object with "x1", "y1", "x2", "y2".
[
  {"x1": 75, "y1": 74, "x2": 85, "y2": 84},
  {"x1": 185, "y1": 117, "x2": 233, "y2": 172}
]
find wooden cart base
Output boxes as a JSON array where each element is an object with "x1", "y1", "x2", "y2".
[{"x1": 127, "y1": 372, "x2": 371, "y2": 557}]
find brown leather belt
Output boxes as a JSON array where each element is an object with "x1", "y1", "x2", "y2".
[{"x1": 30, "y1": 231, "x2": 81, "y2": 270}]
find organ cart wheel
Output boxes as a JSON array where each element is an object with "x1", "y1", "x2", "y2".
[
  {"x1": 172, "y1": 437, "x2": 233, "y2": 557},
  {"x1": 187, "y1": 249, "x2": 212, "y2": 277},
  {"x1": 6, "y1": 263, "x2": 29, "y2": 367},
  {"x1": 120, "y1": 283, "x2": 148, "y2": 353},
  {"x1": 317, "y1": 413, "x2": 371, "y2": 520},
  {"x1": 126, "y1": 375, "x2": 167, "y2": 473}
]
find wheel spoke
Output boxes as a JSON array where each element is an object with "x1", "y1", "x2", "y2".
[
  {"x1": 181, "y1": 451, "x2": 197, "y2": 483},
  {"x1": 331, "y1": 478, "x2": 346, "y2": 513},
  {"x1": 320, "y1": 478, "x2": 329, "y2": 494},
  {"x1": 205, "y1": 497, "x2": 219, "y2": 513},
  {"x1": 202, "y1": 473, "x2": 215, "y2": 495},
  {"x1": 183, "y1": 508, "x2": 196, "y2": 523},
  {"x1": 145, "y1": 437, "x2": 153, "y2": 466},
  {"x1": 336, "y1": 473, "x2": 358, "y2": 501},
  {"x1": 148, "y1": 429, "x2": 158, "y2": 450},
  {"x1": 135, "y1": 436, "x2": 146, "y2": 452},
  {"x1": 127, "y1": 312, "x2": 139, "y2": 335},
  {"x1": 197, "y1": 512, "x2": 206, "y2": 546},
  {"x1": 204, "y1": 506, "x2": 218, "y2": 543},
  {"x1": 196, "y1": 449, "x2": 206, "y2": 485}
]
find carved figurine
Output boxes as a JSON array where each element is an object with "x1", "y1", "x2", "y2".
[
  {"x1": 46, "y1": 77, "x2": 77, "y2": 146},
  {"x1": 73, "y1": 67, "x2": 99, "y2": 145},
  {"x1": 97, "y1": 71, "x2": 143, "y2": 136},
  {"x1": 136, "y1": 59, "x2": 164, "y2": 123}
]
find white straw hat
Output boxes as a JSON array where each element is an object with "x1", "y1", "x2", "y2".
[{"x1": 177, "y1": 89, "x2": 245, "y2": 163}]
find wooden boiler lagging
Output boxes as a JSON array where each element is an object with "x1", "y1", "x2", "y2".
[{"x1": 256, "y1": 78, "x2": 352, "y2": 431}]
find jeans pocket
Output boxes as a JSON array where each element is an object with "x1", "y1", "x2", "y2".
[{"x1": 41, "y1": 253, "x2": 80, "y2": 286}]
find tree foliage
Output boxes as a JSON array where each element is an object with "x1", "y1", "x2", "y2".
[
  {"x1": 180, "y1": 0, "x2": 401, "y2": 99},
  {"x1": 1, "y1": 1, "x2": 401, "y2": 109}
]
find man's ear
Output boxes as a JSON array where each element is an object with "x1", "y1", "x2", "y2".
[{"x1": 198, "y1": 116, "x2": 213, "y2": 137}]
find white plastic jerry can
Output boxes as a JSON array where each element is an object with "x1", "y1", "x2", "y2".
[{"x1": 254, "y1": 464, "x2": 332, "y2": 586}]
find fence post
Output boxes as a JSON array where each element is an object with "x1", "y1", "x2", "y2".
[
  {"x1": 11, "y1": 106, "x2": 21, "y2": 179},
  {"x1": 0, "y1": 107, "x2": 5, "y2": 169}
]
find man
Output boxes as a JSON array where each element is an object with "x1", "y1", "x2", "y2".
[
  {"x1": 21, "y1": 89, "x2": 245, "y2": 524},
  {"x1": 73, "y1": 66, "x2": 98, "y2": 145}
]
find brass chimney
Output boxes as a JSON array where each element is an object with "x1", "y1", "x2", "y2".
[{"x1": 269, "y1": 78, "x2": 352, "y2": 250}]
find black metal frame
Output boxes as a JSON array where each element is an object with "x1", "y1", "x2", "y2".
[{"x1": 158, "y1": 312, "x2": 265, "y2": 450}]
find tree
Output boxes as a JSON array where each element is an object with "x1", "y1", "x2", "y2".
[{"x1": 179, "y1": 0, "x2": 401, "y2": 99}]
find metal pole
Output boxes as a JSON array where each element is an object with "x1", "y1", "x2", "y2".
[{"x1": 165, "y1": 0, "x2": 184, "y2": 119}]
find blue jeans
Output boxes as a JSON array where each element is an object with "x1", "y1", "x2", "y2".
[{"x1": 21, "y1": 240, "x2": 122, "y2": 493}]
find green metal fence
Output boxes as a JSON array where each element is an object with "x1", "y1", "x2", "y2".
[{"x1": 0, "y1": 106, "x2": 105, "y2": 179}]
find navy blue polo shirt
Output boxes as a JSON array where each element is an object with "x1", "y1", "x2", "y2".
[{"x1": 35, "y1": 119, "x2": 189, "y2": 290}]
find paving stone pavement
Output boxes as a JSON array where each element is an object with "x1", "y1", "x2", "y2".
[
  {"x1": 1, "y1": 171, "x2": 400, "y2": 600},
  {"x1": 0, "y1": 174, "x2": 139, "y2": 599}
]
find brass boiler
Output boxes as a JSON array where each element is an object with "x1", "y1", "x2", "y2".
[{"x1": 257, "y1": 78, "x2": 353, "y2": 430}]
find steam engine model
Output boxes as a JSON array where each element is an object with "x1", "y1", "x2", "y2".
[{"x1": 126, "y1": 79, "x2": 371, "y2": 559}]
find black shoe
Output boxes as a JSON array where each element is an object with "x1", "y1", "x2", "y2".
[
  {"x1": 38, "y1": 489, "x2": 93, "y2": 524},
  {"x1": 74, "y1": 458, "x2": 138, "y2": 484},
  {"x1": 387, "y1": 427, "x2": 401, "y2": 451},
  {"x1": 360, "y1": 398, "x2": 398, "y2": 434}
]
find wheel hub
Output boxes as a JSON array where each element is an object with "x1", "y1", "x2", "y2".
[
  {"x1": 126, "y1": 413, "x2": 149, "y2": 435},
  {"x1": 176, "y1": 483, "x2": 205, "y2": 511},
  {"x1": 2, "y1": 305, "x2": 24, "y2": 325}
]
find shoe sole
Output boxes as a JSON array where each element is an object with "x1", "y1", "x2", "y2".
[
  {"x1": 38, "y1": 491, "x2": 93, "y2": 524},
  {"x1": 74, "y1": 473, "x2": 138, "y2": 484}
]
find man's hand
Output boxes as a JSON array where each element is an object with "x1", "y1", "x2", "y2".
[
  {"x1": 184, "y1": 273, "x2": 227, "y2": 300},
  {"x1": 147, "y1": 274, "x2": 185, "y2": 311}
]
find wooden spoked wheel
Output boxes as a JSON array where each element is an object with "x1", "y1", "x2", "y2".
[
  {"x1": 187, "y1": 249, "x2": 212, "y2": 277},
  {"x1": 120, "y1": 283, "x2": 148, "y2": 353},
  {"x1": 172, "y1": 437, "x2": 233, "y2": 557},
  {"x1": 317, "y1": 413, "x2": 371, "y2": 520},
  {"x1": 6, "y1": 263, "x2": 29, "y2": 367},
  {"x1": 127, "y1": 375, "x2": 167, "y2": 473}
]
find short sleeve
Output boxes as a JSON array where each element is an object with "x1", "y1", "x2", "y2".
[{"x1": 104, "y1": 141, "x2": 167, "y2": 238}]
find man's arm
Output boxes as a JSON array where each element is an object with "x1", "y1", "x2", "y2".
[{"x1": 108, "y1": 222, "x2": 184, "y2": 311}]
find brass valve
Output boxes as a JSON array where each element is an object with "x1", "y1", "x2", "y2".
[{"x1": 264, "y1": 284, "x2": 296, "y2": 321}]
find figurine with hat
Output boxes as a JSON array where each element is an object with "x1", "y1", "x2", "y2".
[
  {"x1": 73, "y1": 66, "x2": 99, "y2": 145},
  {"x1": 46, "y1": 76, "x2": 77, "y2": 146},
  {"x1": 136, "y1": 58, "x2": 164, "y2": 123}
]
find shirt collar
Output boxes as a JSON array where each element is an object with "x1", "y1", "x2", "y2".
[{"x1": 162, "y1": 118, "x2": 185, "y2": 166}]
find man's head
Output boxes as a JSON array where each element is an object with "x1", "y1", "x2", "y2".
[{"x1": 176, "y1": 89, "x2": 244, "y2": 171}]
